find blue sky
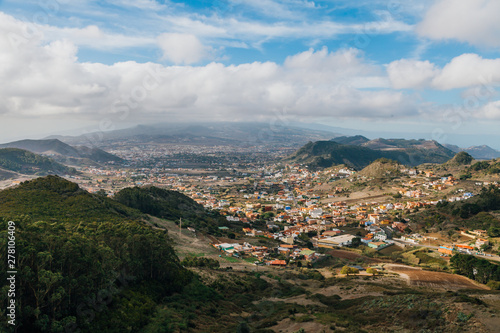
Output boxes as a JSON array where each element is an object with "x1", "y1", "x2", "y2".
[{"x1": 1, "y1": 0, "x2": 500, "y2": 148}]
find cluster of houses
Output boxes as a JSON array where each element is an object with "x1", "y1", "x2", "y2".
[{"x1": 211, "y1": 241, "x2": 323, "y2": 266}]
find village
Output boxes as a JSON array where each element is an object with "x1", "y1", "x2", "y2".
[{"x1": 38, "y1": 158, "x2": 498, "y2": 270}]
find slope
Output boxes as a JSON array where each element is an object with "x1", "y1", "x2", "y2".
[
  {"x1": 0, "y1": 148, "x2": 77, "y2": 175},
  {"x1": 114, "y1": 186, "x2": 239, "y2": 235},
  {"x1": 286, "y1": 138, "x2": 456, "y2": 169},
  {"x1": 0, "y1": 176, "x2": 191, "y2": 332},
  {"x1": 0, "y1": 139, "x2": 123, "y2": 165}
]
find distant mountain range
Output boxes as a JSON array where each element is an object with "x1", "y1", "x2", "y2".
[
  {"x1": 0, "y1": 148, "x2": 77, "y2": 176},
  {"x1": 0, "y1": 139, "x2": 123, "y2": 165},
  {"x1": 46, "y1": 122, "x2": 338, "y2": 148},
  {"x1": 285, "y1": 136, "x2": 456, "y2": 169},
  {"x1": 443, "y1": 144, "x2": 500, "y2": 160}
]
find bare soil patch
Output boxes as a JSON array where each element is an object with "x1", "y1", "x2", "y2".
[
  {"x1": 326, "y1": 249, "x2": 383, "y2": 263},
  {"x1": 385, "y1": 264, "x2": 488, "y2": 290}
]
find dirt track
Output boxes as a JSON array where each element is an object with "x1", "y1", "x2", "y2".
[{"x1": 385, "y1": 264, "x2": 488, "y2": 290}]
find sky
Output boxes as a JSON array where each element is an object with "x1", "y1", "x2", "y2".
[{"x1": 1, "y1": 0, "x2": 500, "y2": 148}]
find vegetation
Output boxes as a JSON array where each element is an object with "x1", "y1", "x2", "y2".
[
  {"x1": 285, "y1": 139, "x2": 455, "y2": 170},
  {"x1": 0, "y1": 176, "x2": 191, "y2": 332},
  {"x1": 0, "y1": 148, "x2": 77, "y2": 175},
  {"x1": 450, "y1": 151, "x2": 474, "y2": 165},
  {"x1": 340, "y1": 266, "x2": 359, "y2": 275},
  {"x1": 114, "y1": 186, "x2": 236, "y2": 234},
  {"x1": 181, "y1": 256, "x2": 220, "y2": 269},
  {"x1": 412, "y1": 185, "x2": 500, "y2": 231},
  {"x1": 450, "y1": 253, "x2": 500, "y2": 284}
]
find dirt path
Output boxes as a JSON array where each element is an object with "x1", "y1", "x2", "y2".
[{"x1": 385, "y1": 264, "x2": 489, "y2": 290}]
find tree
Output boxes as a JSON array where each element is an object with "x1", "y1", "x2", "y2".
[
  {"x1": 340, "y1": 265, "x2": 359, "y2": 276},
  {"x1": 351, "y1": 237, "x2": 361, "y2": 248},
  {"x1": 366, "y1": 267, "x2": 378, "y2": 276}
]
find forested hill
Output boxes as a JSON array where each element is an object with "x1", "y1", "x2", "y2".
[
  {"x1": 0, "y1": 176, "x2": 192, "y2": 332},
  {"x1": 0, "y1": 148, "x2": 77, "y2": 176},
  {"x1": 285, "y1": 140, "x2": 455, "y2": 170},
  {"x1": 114, "y1": 186, "x2": 233, "y2": 234}
]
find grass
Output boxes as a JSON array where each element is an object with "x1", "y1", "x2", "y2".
[
  {"x1": 224, "y1": 257, "x2": 240, "y2": 263},
  {"x1": 243, "y1": 257, "x2": 258, "y2": 263}
]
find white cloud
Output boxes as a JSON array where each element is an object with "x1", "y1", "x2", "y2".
[
  {"x1": 417, "y1": 0, "x2": 500, "y2": 49},
  {"x1": 0, "y1": 14, "x2": 414, "y2": 123},
  {"x1": 432, "y1": 54, "x2": 500, "y2": 90},
  {"x1": 477, "y1": 100, "x2": 500, "y2": 119},
  {"x1": 387, "y1": 54, "x2": 500, "y2": 90},
  {"x1": 387, "y1": 59, "x2": 439, "y2": 89},
  {"x1": 157, "y1": 33, "x2": 212, "y2": 64}
]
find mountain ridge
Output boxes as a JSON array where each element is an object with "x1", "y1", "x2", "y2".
[
  {"x1": 286, "y1": 138, "x2": 456, "y2": 170},
  {"x1": 0, "y1": 138, "x2": 123, "y2": 165}
]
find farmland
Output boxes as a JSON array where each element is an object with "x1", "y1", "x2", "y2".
[{"x1": 386, "y1": 264, "x2": 489, "y2": 290}]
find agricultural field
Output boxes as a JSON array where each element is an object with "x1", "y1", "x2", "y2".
[{"x1": 385, "y1": 264, "x2": 488, "y2": 290}]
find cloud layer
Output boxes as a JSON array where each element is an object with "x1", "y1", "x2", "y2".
[{"x1": 417, "y1": 0, "x2": 500, "y2": 49}]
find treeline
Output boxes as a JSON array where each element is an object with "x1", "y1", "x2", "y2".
[
  {"x1": 450, "y1": 253, "x2": 500, "y2": 285},
  {"x1": 181, "y1": 256, "x2": 220, "y2": 269}
]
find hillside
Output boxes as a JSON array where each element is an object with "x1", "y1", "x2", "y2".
[
  {"x1": 114, "y1": 186, "x2": 237, "y2": 235},
  {"x1": 0, "y1": 139, "x2": 123, "y2": 165},
  {"x1": 285, "y1": 140, "x2": 455, "y2": 170},
  {"x1": 0, "y1": 168, "x2": 18, "y2": 180},
  {"x1": 359, "y1": 158, "x2": 402, "y2": 178},
  {"x1": 0, "y1": 176, "x2": 192, "y2": 332},
  {"x1": 0, "y1": 148, "x2": 77, "y2": 175},
  {"x1": 445, "y1": 144, "x2": 500, "y2": 160}
]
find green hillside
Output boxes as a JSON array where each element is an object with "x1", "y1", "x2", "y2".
[
  {"x1": 0, "y1": 148, "x2": 77, "y2": 175},
  {"x1": 0, "y1": 176, "x2": 191, "y2": 332},
  {"x1": 285, "y1": 140, "x2": 455, "y2": 170},
  {"x1": 0, "y1": 139, "x2": 123, "y2": 165},
  {"x1": 114, "y1": 186, "x2": 236, "y2": 234}
]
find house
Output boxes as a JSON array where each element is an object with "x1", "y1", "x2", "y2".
[
  {"x1": 323, "y1": 229, "x2": 342, "y2": 237},
  {"x1": 314, "y1": 234, "x2": 357, "y2": 248},
  {"x1": 267, "y1": 259, "x2": 287, "y2": 267},
  {"x1": 368, "y1": 214, "x2": 380, "y2": 223},
  {"x1": 367, "y1": 241, "x2": 389, "y2": 250},
  {"x1": 476, "y1": 238, "x2": 489, "y2": 248},
  {"x1": 438, "y1": 246, "x2": 454, "y2": 256}
]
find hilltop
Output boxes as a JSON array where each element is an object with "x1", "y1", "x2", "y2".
[
  {"x1": 0, "y1": 148, "x2": 77, "y2": 176},
  {"x1": 358, "y1": 158, "x2": 402, "y2": 178},
  {"x1": 0, "y1": 139, "x2": 123, "y2": 165},
  {"x1": 285, "y1": 138, "x2": 455, "y2": 170}
]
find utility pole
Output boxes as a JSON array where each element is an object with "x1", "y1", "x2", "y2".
[{"x1": 179, "y1": 218, "x2": 182, "y2": 236}]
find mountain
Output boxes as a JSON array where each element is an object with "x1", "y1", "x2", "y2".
[
  {"x1": 285, "y1": 139, "x2": 455, "y2": 170},
  {"x1": 46, "y1": 122, "x2": 336, "y2": 148},
  {"x1": 331, "y1": 135, "x2": 370, "y2": 145},
  {"x1": 444, "y1": 144, "x2": 500, "y2": 160},
  {"x1": 0, "y1": 139, "x2": 123, "y2": 165},
  {"x1": 0, "y1": 148, "x2": 77, "y2": 175},
  {"x1": 0, "y1": 176, "x2": 192, "y2": 332}
]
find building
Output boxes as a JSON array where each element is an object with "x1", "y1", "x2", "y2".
[{"x1": 314, "y1": 234, "x2": 357, "y2": 248}]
